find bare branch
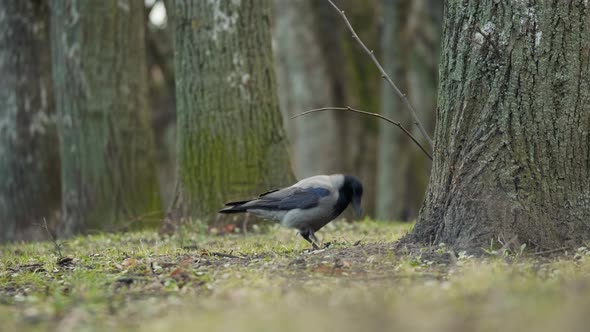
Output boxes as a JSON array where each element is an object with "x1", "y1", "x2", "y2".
[
  {"x1": 292, "y1": 107, "x2": 433, "y2": 161},
  {"x1": 326, "y1": 0, "x2": 433, "y2": 148}
]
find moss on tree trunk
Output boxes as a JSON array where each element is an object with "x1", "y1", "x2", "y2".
[
  {"x1": 0, "y1": 1, "x2": 61, "y2": 242},
  {"x1": 172, "y1": 0, "x2": 294, "y2": 222},
  {"x1": 408, "y1": 0, "x2": 590, "y2": 251},
  {"x1": 52, "y1": 0, "x2": 161, "y2": 235}
]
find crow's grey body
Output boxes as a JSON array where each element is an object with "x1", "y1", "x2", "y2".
[{"x1": 219, "y1": 174, "x2": 363, "y2": 247}]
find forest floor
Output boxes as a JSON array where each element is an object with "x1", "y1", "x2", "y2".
[{"x1": 1, "y1": 220, "x2": 590, "y2": 332}]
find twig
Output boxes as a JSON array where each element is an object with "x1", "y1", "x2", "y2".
[
  {"x1": 167, "y1": 179, "x2": 181, "y2": 215},
  {"x1": 497, "y1": 234, "x2": 519, "y2": 253},
  {"x1": 242, "y1": 213, "x2": 250, "y2": 236},
  {"x1": 208, "y1": 251, "x2": 241, "y2": 259},
  {"x1": 474, "y1": 25, "x2": 501, "y2": 56},
  {"x1": 39, "y1": 218, "x2": 64, "y2": 259},
  {"x1": 293, "y1": 107, "x2": 433, "y2": 161},
  {"x1": 327, "y1": 0, "x2": 433, "y2": 148},
  {"x1": 532, "y1": 247, "x2": 570, "y2": 256}
]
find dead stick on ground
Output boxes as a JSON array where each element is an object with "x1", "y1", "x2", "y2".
[
  {"x1": 293, "y1": 107, "x2": 433, "y2": 161},
  {"x1": 326, "y1": 0, "x2": 433, "y2": 149},
  {"x1": 40, "y1": 218, "x2": 64, "y2": 259},
  {"x1": 532, "y1": 247, "x2": 570, "y2": 256}
]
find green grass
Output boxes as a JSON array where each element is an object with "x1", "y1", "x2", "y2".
[{"x1": 1, "y1": 220, "x2": 590, "y2": 332}]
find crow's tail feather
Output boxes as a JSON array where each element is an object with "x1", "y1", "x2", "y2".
[
  {"x1": 224, "y1": 199, "x2": 252, "y2": 206},
  {"x1": 219, "y1": 200, "x2": 252, "y2": 214},
  {"x1": 218, "y1": 206, "x2": 245, "y2": 214}
]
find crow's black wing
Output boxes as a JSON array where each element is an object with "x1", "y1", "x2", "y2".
[{"x1": 247, "y1": 187, "x2": 331, "y2": 210}]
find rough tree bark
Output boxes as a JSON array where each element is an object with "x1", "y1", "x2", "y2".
[
  {"x1": 0, "y1": 1, "x2": 60, "y2": 242},
  {"x1": 52, "y1": 0, "x2": 161, "y2": 235},
  {"x1": 408, "y1": 0, "x2": 590, "y2": 251},
  {"x1": 273, "y1": 0, "x2": 345, "y2": 178},
  {"x1": 172, "y1": 0, "x2": 294, "y2": 222}
]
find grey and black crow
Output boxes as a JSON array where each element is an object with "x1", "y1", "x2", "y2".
[{"x1": 219, "y1": 174, "x2": 363, "y2": 248}]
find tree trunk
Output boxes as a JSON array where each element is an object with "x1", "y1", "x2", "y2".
[
  {"x1": 146, "y1": 1, "x2": 177, "y2": 209},
  {"x1": 312, "y1": 0, "x2": 381, "y2": 217},
  {"x1": 404, "y1": 0, "x2": 442, "y2": 220},
  {"x1": 0, "y1": 1, "x2": 60, "y2": 242},
  {"x1": 376, "y1": 0, "x2": 442, "y2": 221},
  {"x1": 376, "y1": 0, "x2": 413, "y2": 221},
  {"x1": 408, "y1": 0, "x2": 590, "y2": 251},
  {"x1": 273, "y1": 0, "x2": 345, "y2": 178},
  {"x1": 172, "y1": 0, "x2": 294, "y2": 222},
  {"x1": 52, "y1": 0, "x2": 161, "y2": 235}
]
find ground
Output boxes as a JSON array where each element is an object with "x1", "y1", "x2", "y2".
[{"x1": 1, "y1": 220, "x2": 590, "y2": 331}]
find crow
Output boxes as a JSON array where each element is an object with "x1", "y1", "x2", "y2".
[{"x1": 219, "y1": 174, "x2": 363, "y2": 248}]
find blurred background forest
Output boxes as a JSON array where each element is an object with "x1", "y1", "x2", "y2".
[
  {"x1": 149, "y1": 0, "x2": 442, "y2": 218},
  {"x1": 0, "y1": 0, "x2": 442, "y2": 242}
]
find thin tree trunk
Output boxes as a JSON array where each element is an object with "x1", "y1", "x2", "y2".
[
  {"x1": 273, "y1": 0, "x2": 344, "y2": 178},
  {"x1": 376, "y1": 0, "x2": 413, "y2": 221},
  {"x1": 163, "y1": 0, "x2": 175, "y2": 48},
  {"x1": 408, "y1": 0, "x2": 590, "y2": 251},
  {"x1": 52, "y1": 0, "x2": 161, "y2": 235},
  {"x1": 407, "y1": 0, "x2": 442, "y2": 137},
  {"x1": 173, "y1": 0, "x2": 294, "y2": 222},
  {"x1": 313, "y1": 0, "x2": 381, "y2": 217},
  {"x1": 146, "y1": 1, "x2": 177, "y2": 209},
  {"x1": 404, "y1": 0, "x2": 442, "y2": 220},
  {"x1": 0, "y1": 1, "x2": 60, "y2": 242},
  {"x1": 376, "y1": 0, "x2": 442, "y2": 221}
]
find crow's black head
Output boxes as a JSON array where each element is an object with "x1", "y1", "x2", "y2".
[{"x1": 343, "y1": 175, "x2": 363, "y2": 216}]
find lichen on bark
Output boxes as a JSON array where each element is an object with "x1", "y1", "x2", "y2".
[
  {"x1": 0, "y1": 1, "x2": 61, "y2": 242},
  {"x1": 408, "y1": 0, "x2": 590, "y2": 252},
  {"x1": 173, "y1": 0, "x2": 294, "y2": 222},
  {"x1": 52, "y1": 0, "x2": 161, "y2": 235}
]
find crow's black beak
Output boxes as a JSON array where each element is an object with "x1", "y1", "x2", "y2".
[{"x1": 352, "y1": 198, "x2": 362, "y2": 217}]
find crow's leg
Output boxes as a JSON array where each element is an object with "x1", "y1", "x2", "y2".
[
  {"x1": 300, "y1": 228, "x2": 320, "y2": 249},
  {"x1": 299, "y1": 229, "x2": 312, "y2": 244},
  {"x1": 308, "y1": 229, "x2": 321, "y2": 249}
]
